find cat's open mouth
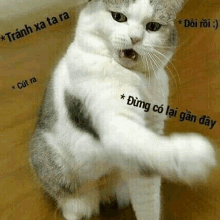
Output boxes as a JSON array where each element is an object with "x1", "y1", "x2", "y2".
[{"x1": 119, "y1": 49, "x2": 138, "y2": 61}]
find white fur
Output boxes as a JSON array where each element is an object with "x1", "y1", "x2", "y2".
[
  {"x1": 59, "y1": 188, "x2": 100, "y2": 220},
  {"x1": 128, "y1": 176, "x2": 161, "y2": 220},
  {"x1": 35, "y1": 0, "x2": 217, "y2": 219}
]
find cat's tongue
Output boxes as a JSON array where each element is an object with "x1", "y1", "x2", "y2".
[{"x1": 119, "y1": 49, "x2": 138, "y2": 61}]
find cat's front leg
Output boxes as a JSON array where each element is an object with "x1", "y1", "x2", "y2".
[
  {"x1": 99, "y1": 115, "x2": 217, "y2": 185},
  {"x1": 158, "y1": 133, "x2": 217, "y2": 184},
  {"x1": 128, "y1": 175, "x2": 161, "y2": 220}
]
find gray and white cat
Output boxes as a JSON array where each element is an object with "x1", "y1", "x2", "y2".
[{"x1": 30, "y1": 0, "x2": 217, "y2": 219}]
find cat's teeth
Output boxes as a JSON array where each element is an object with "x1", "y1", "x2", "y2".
[
  {"x1": 119, "y1": 49, "x2": 138, "y2": 61},
  {"x1": 131, "y1": 53, "x2": 136, "y2": 60},
  {"x1": 120, "y1": 51, "x2": 125, "y2": 57}
]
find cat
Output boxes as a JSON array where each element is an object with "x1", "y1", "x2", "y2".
[{"x1": 29, "y1": 0, "x2": 217, "y2": 219}]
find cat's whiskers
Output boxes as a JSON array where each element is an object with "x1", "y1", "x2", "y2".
[
  {"x1": 175, "y1": 36, "x2": 191, "y2": 52},
  {"x1": 145, "y1": 51, "x2": 162, "y2": 96},
  {"x1": 145, "y1": 54, "x2": 151, "y2": 84},
  {"x1": 151, "y1": 51, "x2": 179, "y2": 92},
  {"x1": 152, "y1": 49, "x2": 180, "y2": 88},
  {"x1": 140, "y1": 49, "x2": 152, "y2": 83},
  {"x1": 142, "y1": 53, "x2": 152, "y2": 85},
  {"x1": 144, "y1": 44, "x2": 177, "y2": 49},
  {"x1": 148, "y1": 52, "x2": 165, "y2": 97},
  {"x1": 145, "y1": 53, "x2": 152, "y2": 85}
]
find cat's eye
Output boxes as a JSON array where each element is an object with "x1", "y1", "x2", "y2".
[
  {"x1": 146, "y1": 22, "x2": 162, "y2": 31},
  {"x1": 111, "y1": 12, "x2": 127, "y2": 22}
]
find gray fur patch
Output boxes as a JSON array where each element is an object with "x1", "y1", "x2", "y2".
[
  {"x1": 151, "y1": 0, "x2": 185, "y2": 22},
  {"x1": 30, "y1": 131, "x2": 80, "y2": 198},
  {"x1": 102, "y1": 0, "x2": 135, "y2": 7},
  {"x1": 64, "y1": 91, "x2": 99, "y2": 139},
  {"x1": 37, "y1": 78, "x2": 57, "y2": 131},
  {"x1": 139, "y1": 162, "x2": 155, "y2": 177},
  {"x1": 168, "y1": 26, "x2": 177, "y2": 46}
]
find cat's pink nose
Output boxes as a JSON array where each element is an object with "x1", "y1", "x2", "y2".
[{"x1": 130, "y1": 37, "x2": 142, "y2": 44}]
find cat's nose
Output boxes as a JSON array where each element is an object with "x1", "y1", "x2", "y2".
[{"x1": 130, "y1": 37, "x2": 142, "y2": 44}]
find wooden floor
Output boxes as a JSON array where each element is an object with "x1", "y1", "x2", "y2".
[{"x1": 1, "y1": 0, "x2": 220, "y2": 219}]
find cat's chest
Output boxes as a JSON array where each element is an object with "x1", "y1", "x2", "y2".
[
  {"x1": 136, "y1": 70, "x2": 169, "y2": 133},
  {"x1": 66, "y1": 51, "x2": 169, "y2": 132},
  {"x1": 132, "y1": 68, "x2": 169, "y2": 107},
  {"x1": 102, "y1": 62, "x2": 169, "y2": 132}
]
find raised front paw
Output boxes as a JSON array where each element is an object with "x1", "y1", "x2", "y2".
[{"x1": 159, "y1": 133, "x2": 217, "y2": 184}]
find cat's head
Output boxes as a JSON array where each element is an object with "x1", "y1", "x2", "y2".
[{"x1": 78, "y1": 0, "x2": 185, "y2": 72}]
